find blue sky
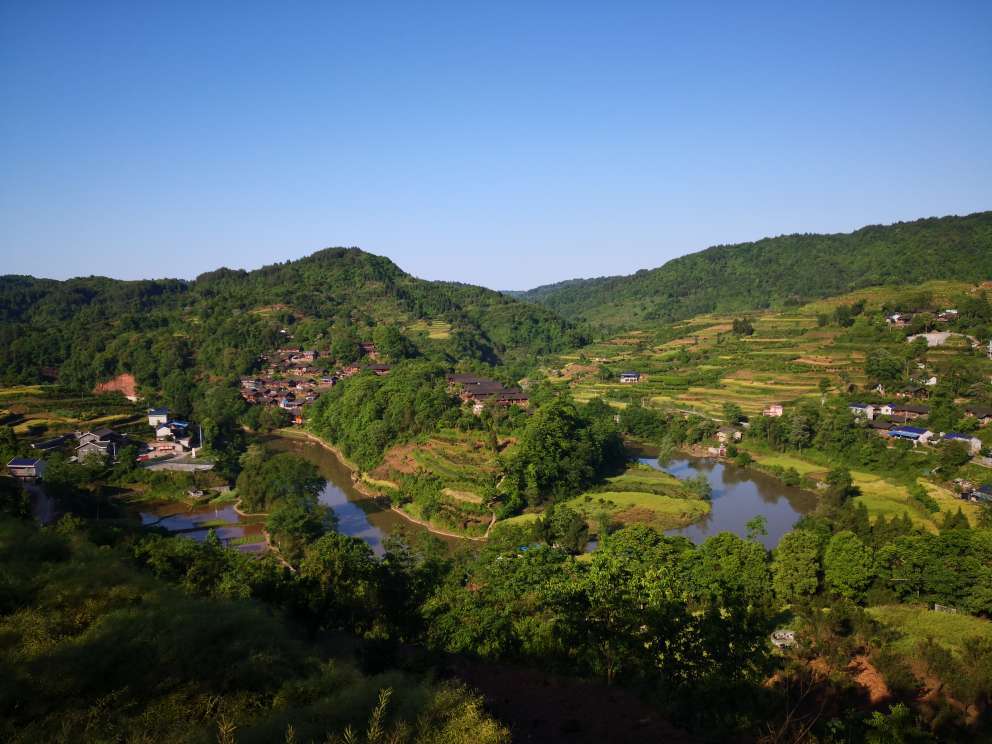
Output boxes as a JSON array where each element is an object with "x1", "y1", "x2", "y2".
[{"x1": 2, "y1": 1, "x2": 990, "y2": 289}]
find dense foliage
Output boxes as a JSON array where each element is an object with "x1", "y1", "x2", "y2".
[
  {"x1": 0, "y1": 247, "x2": 586, "y2": 388},
  {"x1": 307, "y1": 361, "x2": 459, "y2": 470},
  {"x1": 513, "y1": 211, "x2": 992, "y2": 327},
  {"x1": 0, "y1": 515, "x2": 508, "y2": 744}
]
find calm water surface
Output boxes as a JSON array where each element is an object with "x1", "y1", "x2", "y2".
[
  {"x1": 640, "y1": 455, "x2": 817, "y2": 549},
  {"x1": 262, "y1": 435, "x2": 454, "y2": 555},
  {"x1": 136, "y1": 435, "x2": 813, "y2": 554},
  {"x1": 136, "y1": 434, "x2": 452, "y2": 556}
]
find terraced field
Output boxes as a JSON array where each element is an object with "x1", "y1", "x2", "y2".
[
  {"x1": 407, "y1": 319, "x2": 452, "y2": 339},
  {"x1": 0, "y1": 385, "x2": 143, "y2": 438},
  {"x1": 547, "y1": 281, "x2": 989, "y2": 422}
]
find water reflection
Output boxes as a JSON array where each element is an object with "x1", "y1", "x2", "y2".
[
  {"x1": 639, "y1": 455, "x2": 817, "y2": 549},
  {"x1": 138, "y1": 501, "x2": 265, "y2": 552},
  {"x1": 261, "y1": 435, "x2": 456, "y2": 555}
]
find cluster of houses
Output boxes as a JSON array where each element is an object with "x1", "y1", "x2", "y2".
[
  {"x1": 241, "y1": 344, "x2": 391, "y2": 423},
  {"x1": 953, "y1": 479, "x2": 992, "y2": 504},
  {"x1": 138, "y1": 408, "x2": 198, "y2": 460},
  {"x1": 842, "y1": 400, "x2": 986, "y2": 453},
  {"x1": 445, "y1": 373, "x2": 530, "y2": 415},
  {"x1": 885, "y1": 308, "x2": 959, "y2": 327},
  {"x1": 5, "y1": 408, "x2": 202, "y2": 479},
  {"x1": 240, "y1": 376, "x2": 330, "y2": 423}
]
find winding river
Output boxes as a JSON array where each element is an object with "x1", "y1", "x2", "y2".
[{"x1": 136, "y1": 433, "x2": 816, "y2": 554}]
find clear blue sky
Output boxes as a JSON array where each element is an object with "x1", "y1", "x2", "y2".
[{"x1": 2, "y1": 1, "x2": 990, "y2": 289}]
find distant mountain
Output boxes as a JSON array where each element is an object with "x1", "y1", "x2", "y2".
[
  {"x1": 0, "y1": 248, "x2": 584, "y2": 388},
  {"x1": 513, "y1": 212, "x2": 992, "y2": 328}
]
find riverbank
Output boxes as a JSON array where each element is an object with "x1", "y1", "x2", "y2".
[{"x1": 275, "y1": 428, "x2": 489, "y2": 542}]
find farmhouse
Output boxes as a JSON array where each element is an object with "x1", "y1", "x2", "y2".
[
  {"x1": 716, "y1": 427, "x2": 742, "y2": 444},
  {"x1": 76, "y1": 428, "x2": 126, "y2": 461},
  {"x1": 763, "y1": 403, "x2": 784, "y2": 417},
  {"x1": 882, "y1": 403, "x2": 929, "y2": 422},
  {"x1": 147, "y1": 408, "x2": 170, "y2": 427},
  {"x1": 943, "y1": 433, "x2": 983, "y2": 455},
  {"x1": 619, "y1": 371, "x2": 641, "y2": 384},
  {"x1": 848, "y1": 403, "x2": 876, "y2": 420},
  {"x1": 365, "y1": 364, "x2": 391, "y2": 376},
  {"x1": 964, "y1": 405, "x2": 992, "y2": 426},
  {"x1": 6, "y1": 457, "x2": 45, "y2": 479},
  {"x1": 888, "y1": 426, "x2": 934, "y2": 445},
  {"x1": 30, "y1": 434, "x2": 71, "y2": 452}
]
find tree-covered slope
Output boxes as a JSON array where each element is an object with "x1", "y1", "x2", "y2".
[
  {"x1": 0, "y1": 247, "x2": 584, "y2": 388},
  {"x1": 514, "y1": 211, "x2": 992, "y2": 328}
]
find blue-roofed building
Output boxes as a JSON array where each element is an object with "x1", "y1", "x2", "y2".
[
  {"x1": 943, "y1": 432, "x2": 982, "y2": 455},
  {"x1": 7, "y1": 457, "x2": 45, "y2": 479},
  {"x1": 888, "y1": 426, "x2": 934, "y2": 444}
]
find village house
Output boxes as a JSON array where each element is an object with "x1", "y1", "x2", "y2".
[
  {"x1": 886, "y1": 313, "x2": 913, "y2": 327},
  {"x1": 848, "y1": 403, "x2": 877, "y2": 420},
  {"x1": 964, "y1": 484, "x2": 992, "y2": 503},
  {"x1": 30, "y1": 434, "x2": 71, "y2": 452},
  {"x1": 879, "y1": 403, "x2": 929, "y2": 422},
  {"x1": 495, "y1": 389, "x2": 530, "y2": 408},
  {"x1": 359, "y1": 342, "x2": 378, "y2": 359},
  {"x1": 964, "y1": 405, "x2": 992, "y2": 426},
  {"x1": 366, "y1": 364, "x2": 391, "y2": 376},
  {"x1": 289, "y1": 350, "x2": 318, "y2": 363},
  {"x1": 77, "y1": 439, "x2": 117, "y2": 461},
  {"x1": 870, "y1": 420, "x2": 893, "y2": 436},
  {"x1": 447, "y1": 373, "x2": 529, "y2": 414},
  {"x1": 147, "y1": 407, "x2": 169, "y2": 427},
  {"x1": 716, "y1": 427, "x2": 742, "y2": 444},
  {"x1": 942, "y1": 432, "x2": 983, "y2": 455},
  {"x1": 887, "y1": 426, "x2": 934, "y2": 445},
  {"x1": 763, "y1": 403, "x2": 784, "y2": 417},
  {"x1": 895, "y1": 384, "x2": 929, "y2": 400},
  {"x1": 76, "y1": 427, "x2": 128, "y2": 462},
  {"x1": 619, "y1": 371, "x2": 641, "y2": 384},
  {"x1": 7, "y1": 457, "x2": 45, "y2": 480}
]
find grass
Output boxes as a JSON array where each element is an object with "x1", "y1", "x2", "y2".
[
  {"x1": 867, "y1": 604, "x2": 992, "y2": 656},
  {"x1": 228, "y1": 533, "x2": 267, "y2": 546},
  {"x1": 748, "y1": 452, "x2": 823, "y2": 475},
  {"x1": 565, "y1": 490, "x2": 710, "y2": 532}
]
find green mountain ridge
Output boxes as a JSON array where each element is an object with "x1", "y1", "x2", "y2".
[
  {"x1": 512, "y1": 211, "x2": 992, "y2": 328},
  {"x1": 0, "y1": 247, "x2": 584, "y2": 389}
]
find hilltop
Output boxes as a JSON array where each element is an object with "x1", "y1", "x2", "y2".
[
  {"x1": 0, "y1": 247, "x2": 584, "y2": 390},
  {"x1": 512, "y1": 211, "x2": 992, "y2": 329}
]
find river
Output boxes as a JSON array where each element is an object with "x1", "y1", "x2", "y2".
[
  {"x1": 134, "y1": 434, "x2": 816, "y2": 554},
  {"x1": 261, "y1": 434, "x2": 458, "y2": 555},
  {"x1": 639, "y1": 454, "x2": 817, "y2": 549}
]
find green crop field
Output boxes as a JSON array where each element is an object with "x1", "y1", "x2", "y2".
[
  {"x1": 565, "y1": 489, "x2": 710, "y2": 532},
  {"x1": 868, "y1": 604, "x2": 992, "y2": 656}
]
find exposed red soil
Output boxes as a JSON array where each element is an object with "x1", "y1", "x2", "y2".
[
  {"x1": 93, "y1": 372, "x2": 138, "y2": 399},
  {"x1": 848, "y1": 655, "x2": 890, "y2": 705}
]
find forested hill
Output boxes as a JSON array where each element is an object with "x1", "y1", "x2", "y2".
[
  {"x1": 512, "y1": 211, "x2": 992, "y2": 328},
  {"x1": 0, "y1": 247, "x2": 584, "y2": 389}
]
